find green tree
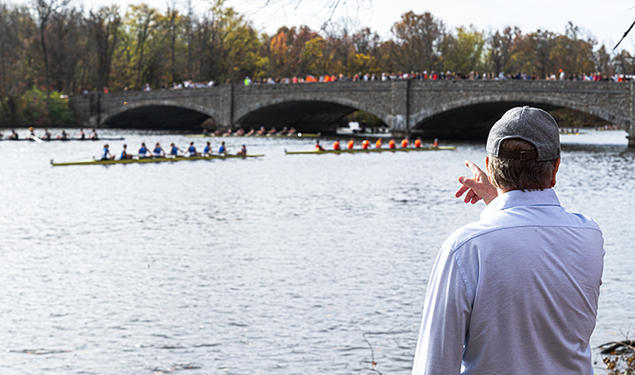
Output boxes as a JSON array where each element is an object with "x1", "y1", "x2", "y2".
[{"x1": 440, "y1": 26, "x2": 485, "y2": 74}]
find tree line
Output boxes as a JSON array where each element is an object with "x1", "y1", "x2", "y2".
[{"x1": 0, "y1": 0, "x2": 633, "y2": 125}]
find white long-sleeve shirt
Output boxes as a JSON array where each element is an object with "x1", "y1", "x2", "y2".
[{"x1": 412, "y1": 189, "x2": 604, "y2": 375}]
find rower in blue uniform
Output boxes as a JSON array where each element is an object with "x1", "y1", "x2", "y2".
[
  {"x1": 120, "y1": 144, "x2": 132, "y2": 159},
  {"x1": 218, "y1": 141, "x2": 227, "y2": 155},
  {"x1": 138, "y1": 142, "x2": 151, "y2": 158},
  {"x1": 203, "y1": 141, "x2": 212, "y2": 155},
  {"x1": 153, "y1": 142, "x2": 165, "y2": 158},
  {"x1": 187, "y1": 141, "x2": 199, "y2": 157},
  {"x1": 169, "y1": 142, "x2": 180, "y2": 157},
  {"x1": 101, "y1": 144, "x2": 114, "y2": 160}
]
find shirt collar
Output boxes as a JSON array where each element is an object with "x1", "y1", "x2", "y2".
[{"x1": 481, "y1": 188, "x2": 561, "y2": 219}]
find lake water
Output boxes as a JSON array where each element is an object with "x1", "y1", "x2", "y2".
[{"x1": 0, "y1": 130, "x2": 632, "y2": 374}]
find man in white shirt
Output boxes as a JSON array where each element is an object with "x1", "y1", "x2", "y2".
[{"x1": 412, "y1": 106, "x2": 604, "y2": 375}]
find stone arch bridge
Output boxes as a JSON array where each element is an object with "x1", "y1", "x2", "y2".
[{"x1": 70, "y1": 80, "x2": 635, "y2": 146}]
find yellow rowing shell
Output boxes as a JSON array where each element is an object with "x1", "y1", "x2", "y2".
[
  {"x1": 51, "y1": 154, "x2": 264, "y2": 167},
  {"x1": 284, "y1": 146, "x2": 455, "y2": 155}
]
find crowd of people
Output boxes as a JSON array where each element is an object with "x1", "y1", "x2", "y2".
[
  {"x1": 93, "y1": 70, "x2": 630, "y2": 95},
  {"x1": 100, "y1": 141, "x2": 247, "y2": 160}
]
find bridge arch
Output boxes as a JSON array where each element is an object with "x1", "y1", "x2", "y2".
[
  {"x1": 235, "y1": 97, "x2": 391, "y2": 133},
  {"x1": 411, "y1": 94, "x2": 626, "y2": 139},
  {"x1": 99, "y1": 100, "x2": 220, "y2": 129}
]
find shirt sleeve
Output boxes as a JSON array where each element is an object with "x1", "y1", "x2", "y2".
[{"x1": 411, "y1": 242, "x2": 473, "y2": 375}]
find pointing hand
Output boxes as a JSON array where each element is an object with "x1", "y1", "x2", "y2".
[{"x1": 455, "y1": 160, "x2": 498, "y2": 205}]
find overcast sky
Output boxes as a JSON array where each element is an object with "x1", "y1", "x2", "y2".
[{"x1": 77, "y1": 0, "x2": 634, "y2": 52}]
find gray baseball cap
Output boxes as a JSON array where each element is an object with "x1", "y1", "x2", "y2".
[{"x1": 486, "y1": 106, "x2": 560, "y2": 161}]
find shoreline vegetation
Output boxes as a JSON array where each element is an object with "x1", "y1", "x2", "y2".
[
  {"x1": 600, "y1": 340, "x2": 635, "y2": 375},
  {"x1": 1, "y1": 1, "x2": 632, "y2": 127}
]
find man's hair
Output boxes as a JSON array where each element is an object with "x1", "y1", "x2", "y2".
[{"x1": 489, "y1": 139, "x2": 557, "y2": 191}]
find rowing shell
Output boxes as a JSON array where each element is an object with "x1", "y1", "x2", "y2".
[
  {"x1": 285, "y1": 146, "x2": 456, "y2": 155},
  {"x1": 51, "y1": 154, "x2": 264, "y2": 167},
  {"x1": 1, "y1": 137, "x2": 125, "y2": 142},
  {"x1": 186, "y1": 133, "x2": 321, "y2": 139}
]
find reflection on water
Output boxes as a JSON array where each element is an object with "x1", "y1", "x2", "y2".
[{"x1": 0, "y1": 130, "x2": 632, "y2": 374}]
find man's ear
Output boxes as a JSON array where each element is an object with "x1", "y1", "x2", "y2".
[
  {"x1": 551, "y1": 158, "x2": 560, "y2": 187},
  {"x1": 485, "y1": 156, "x2": 493, "y2": 184}
]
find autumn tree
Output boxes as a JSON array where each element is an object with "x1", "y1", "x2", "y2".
[{"x1": 391, "y1": 11, "x2": 445, "y2": 72}]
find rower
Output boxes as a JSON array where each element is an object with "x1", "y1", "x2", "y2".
[
  {"x1": 375, "y1": 139, "x2": 382, "y2": 149},
  {"x1": 57, "y1": 130, "x2": 69, "y2": 140},
  {"x1": 401, "y1": 138, "x2": 409, "y2": 148},
  {"x1": 153, "y1": 142, "x2": 165, "y2": 158},
  {"x1": 315, "y1": 140, "x2": 325, "y2": 151},
  {"x1": 8, "y1": 129, "x2": 18, "y2": 140},
  {"x1": 101, "y1": 144, "x2": 114, "y2": 160},
  {"x1": 187, "y1": 141, "x2": 198, "y2": 156},
  {"x1": 432, "y1": 138, "x2": 439, "y2": 148},
  {"x1": 90, "y1": 129, "x2": 98, "y2": 140},
  {"x1": 138, "y1": 142, "x2": 151, "y2": 158},
  {"x1": 333, "y1": 140, "x2": 341, "y2": 150},
  {"x1": 246, "y1": 128, "x2": 255, "y2": 136},
  {"x1": 288, "y1": 127, "x2": 297, "y2": 136},
  {"x1": 79, "y1": 128, "x2": 86, "y2": 140},
  {"x1": 236, "y1": 144, "x2": 247, "y2": 156},
  {"x1": 42, "y1": 128, "x2": 51, "y2": 141},
  {"x1": 347, "y1": 139, "x2": 354, "y2": 150},
  {"x1": 120, "y1": 144, "x2": 132, "y2": 159},
  {"x1": 218, "y1": 141, "x2": 227, "y2": 155},
  {"x1": 414, "y1": 138, "x2": 422, "y2": 148},
  {"x1": 388, "y1": 139, "x2": 396, "y2": 149},
  {"x1": 362, "y1": 140, "x2": 370, "y2": 149},
  {"x1": 169, "y1": 142, "x2": 180, "y2": 157},
  {"x1": 29, "y1": 127, "x2": 35, "y2": 138},
  {"x1": 203, "y1": 141, "x2": 212, "y2": 155},
  {"x1": 267, "y1": 127, "x2": 277, "y2": 136}
]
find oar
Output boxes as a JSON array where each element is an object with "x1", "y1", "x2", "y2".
[{"x1": 30, "y1": 135, "x2": 43, "y2": 144}]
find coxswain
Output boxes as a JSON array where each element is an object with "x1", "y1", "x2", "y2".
[
  {"x1": 375, "y1": 139, "x2": 382, "y2": 149},
  {"x1": 432, "y1": 138, "x2": 439, "y2": 148},
  {"x1": 79, "y1": 128, "x2": 86, "y2": 140},
  {"x1": 57, "y1": 130, "x2": 69, "y2": 140},
  {"x1": 388, "y1": 139, "x2": 396, "y2": 149},
  {"x1": 187, "y1": 141, "x2": 198, "y2": 156},
  {"x1": 101, "y1": 144, "x2": 114, "y2": 160},
  {"x1": 218, "y1": 141, "x2": 227, "y2": 155},
  {"x1": 138, "y1": 142, "x2": 151, "y2": 158},
  {"x1": 347, "y1": 139, "x2": 354, "y2": 150},
  {"x1": 315, "y1": 140, "x2": 325, "y2": 151},
  {"x1": 362, "y1": 140, "x2": 370, "y2": 150},
  {"x1": 90, "y1": 128, "x2": 98, "y2": 140},
  {"x1": 120, "y1": 144, "x2": 132, "y2": 159},
  {"x1": 169, "y1": 142, "x2": 181, "y2": 157},
  {"x1": 236, "y1": 144, "x2": 247, "y2": 156},
  {"x1": 8, "y1": 129, "x2": 18, "y2": 140},
  {"x1": 42, "y1": 128, "x2": 51, "y2": 141},
  {"x1": 414, "y1": 138, "x2": 422, "y2": 148},
  {"x1": 401, "y1": 138, "x2": 409, "y2": 148},
  {"x1": 333, "y1": 140, "x2": 341, "y2": 150},
  {"x1": 153, "y1": 142, "x2": 165, "y2": 158},
  {"x1": 203, "y1": 141, "x2": 212, "y2": 155}
]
